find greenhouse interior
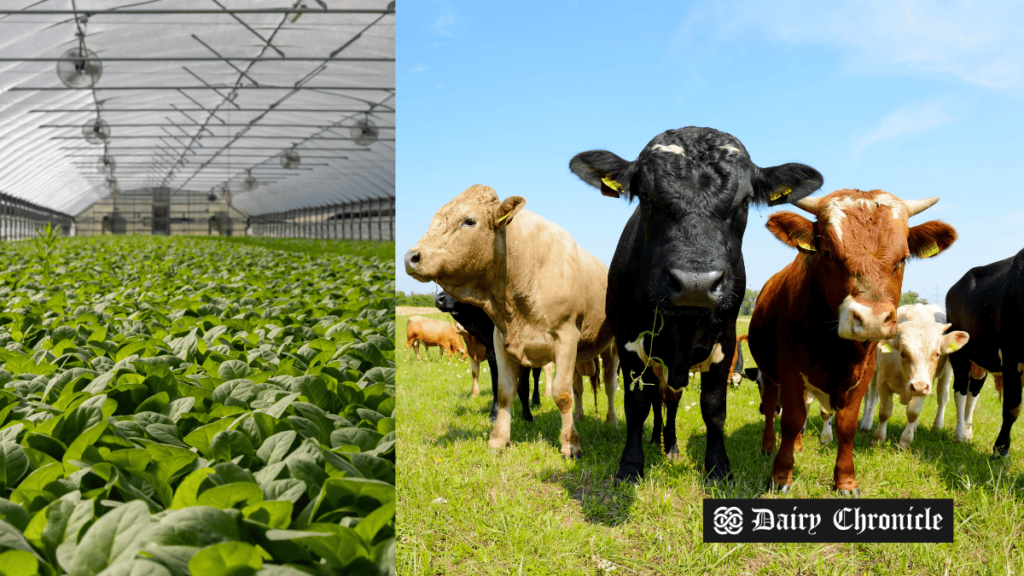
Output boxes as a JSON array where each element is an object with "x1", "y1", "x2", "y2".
[{"x1": 0, "y1": 2, "x2": 396, "y2": 575}]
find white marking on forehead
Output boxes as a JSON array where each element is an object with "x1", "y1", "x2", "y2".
[
  {"x1": 652, "y1": 144, "x2": 686, "y2": 156},
  {"x1": 719, "y1": 145, "x2": 741, "y2": 155},
  {"x1": 824, "y1": 193, "x2": 906, "y2": 243}
]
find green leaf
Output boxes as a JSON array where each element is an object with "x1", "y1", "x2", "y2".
[
  {"x1": 217, "y1": 360, "x2": 251, "y2": 381},
  {"x1": 68, "y1": 500, "x2": 154, "y2": 576},
  {"x1": 169, "y1": 468, "x2": 215, "y2": 510},
  {"x1": 195, "y1": 482, "x2": 263, "y2": 510},
  {"x1": 0, "y1": 443, "x2": 29, "y2": 492},
  {"x1": 241, "y1": 501, "x2": 292, "y2": 530},
  {"x1": 187, "y1": 542, "x2": 263, "y2": 576},
  {"x1": 0, "y1": 549, "x2": 38, "y2": 576},
  {"x1": 209, "y1": 430, "x2": 254, "y2": 462}
]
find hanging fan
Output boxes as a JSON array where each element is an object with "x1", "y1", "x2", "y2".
[
  {"x1": 97, "y1": 154, "x2": 116, "y2": 176},
  {"x1": 243, "y1": 169, "x2": 258, "y2": 191},
  {"x1": 107, "y1": 177, "x2": 120, "y2": 199},
  {"x1": 83, "y1": 118, "x2": 110, "y2": 144},
  {"x1": 351, "y1": 116, "x2": 378, "y2": 146},
  {"x1": 208, "y1": 187, "x2": 218, "y2": 202},
  {"x1": 57, "y1": 47, "x2": 102, "y2": 89},
  {"x1": 280, "y1": 148, "x2": 301, "y2": 169}
]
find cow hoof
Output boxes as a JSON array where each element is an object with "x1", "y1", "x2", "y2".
[
  {"x1": 665, "y1": 444, "x2": 680, "y2": 460},
  {"x1": 706, "y1": 465, "x2": 731, "y2": 483},
  {"x1": 606, "y1": 414, "x2": 619, "y2": 426},
  {"x1": 613, "y1": 470, "x2": 642, "y2": 485},
  {"x1": 768, "y1": 479, "x2": 791, "y2": 494},
  {"x1": 992, "y1": 446, "x2": 1010, "y2": 458},
  {"x1": 531, "y1": 398, "x2": 541, "y2": 407},
  {"x1": 838, "y1": 488, "x2": 860, "y2": 498},
  {"x1": 760, "y1": 446, "x2": 775, "y2": 456},
  {"x1": 562, "y1": 452, "x2": 582, "y2": 461},
  {"x1": 870, "y1": 438, "x2": 880, "y2": 447},
  {"x1": 522, "y1": 412, "x2": 534, "y2": 423}
]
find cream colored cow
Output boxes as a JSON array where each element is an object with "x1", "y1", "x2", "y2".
[
  {"x1": 859, "y1": 303, "x2": 969, "y2": 448},
  {"x1": 404, "y1": 185, "x2": 618, "y2": 459}
]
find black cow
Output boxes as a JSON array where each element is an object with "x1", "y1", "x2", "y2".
[
  {"x1": 434, "y1": 290, "x2": 542, "y2": 421},
  {"x1": 946, "y1": 249, "x2": 1024, "y2": 457},
  {"x1": 570, "y1": 126, "x2": 822, "y2": 482}
]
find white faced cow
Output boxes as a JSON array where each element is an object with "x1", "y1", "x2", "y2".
[
  {"x1": 405, "y1": 185, "x2": 618, "y2": 459},
  {"x1": 859, "y1": 303, "x2": 969, "y2": 448}
]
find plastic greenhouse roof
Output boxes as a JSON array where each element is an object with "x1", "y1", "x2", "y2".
[{"x1": 0, "y1": 0, "x2": 394, "y2": 217}]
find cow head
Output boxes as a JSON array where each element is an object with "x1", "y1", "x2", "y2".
[
  {"x1": 570, "y1": 127, "x2": 822, "y2": 314},
  {"x1": 766, "y1": 189, "x2": 957, "y2": 341},
  {"x1": 885, "y1": 321, "x2": 969, "y2": 397},
  {"x1": 405, "y1": 184, "x2": 525, "y2": 296}
]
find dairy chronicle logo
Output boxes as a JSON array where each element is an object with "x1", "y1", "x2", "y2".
[{"x1": 713, "y1": 506, "x2": 743, "y2": 535}]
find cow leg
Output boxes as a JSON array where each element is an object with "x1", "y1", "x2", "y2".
[
  {"x1": 964, "y1": 374, "x2": 987, "y2": 440},
  {"x1": 650, "y1": 390, "x2": 663, "y2": 446},
  {"x1": 616, "y1": 352, "x2": 655, "y2": 483},
  {"x1": 769, "y1": 376, "x2": 806, "y2": 492},
  {"x1": 796, "y1": 393, "x2": 812, "y2": 451},
  {"x1": 544, "y1": 363, "x2": 554, "y2": 397},
  {"x1": 412, "y1": 340, "x2": 422, "y2": 362},
  {"x1": 470, "y1": 358, "x2": 480, "y2": 396},
  {"x1": 601, "y1": 346, "x2": 619, "y2": 425},
  {"x1": 820, "y1": 409, "x2": 833, "y2": 445},
  {"x1": 994, "y1": 358, "x2": 1022, "y2": 458},
  {"x1": 951, "y1": 353, "x2": 972, "y2": 442},
  {"x1": 663, "y1": 388, "x2": 681, "y2": 460},
  {"x1": 517, "y1": 367, "x2": 534, "y2": 423},
  {"x1": 760, "y1": 375, "x2": 780, "y2": 454},
  {"x1": 552, "y1": 336, "x2": 582, "y2": 459},
  {"x1": 700, "y1": 340, "x2": 732, "y2": 481},
  {"x1": 859, "y1": 372, "x2": 879, "y2": 432},
  {"x1": 571, "y1": 369, "x2": 585, "y2": 424},
  {"x1": 531, "y1": 367, "x2": 542, "y2": 406},
  {"x1": 934, "y1": 357, "x2": 952, "y2": 431},
  {"x1": 833, "y1": 377, "x2": 870, "y2": 496},
  {"x1": 871, "y1": 391, "x2": 894, "y2": 446},
  {"x1": 486, "y1": 348, "x2": 500, "y2": 422},
  {"x1": 487, "y1": 328, "x2": 522, "y2": 451},
  {"x1": 899, "y1": 395, "x2": 926, "y2": 449}
]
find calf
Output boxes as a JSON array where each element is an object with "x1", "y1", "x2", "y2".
[
  {"x1": 406, "y1": 186, "x2": 618, "y2": 459},
  {"x1": 436, "y1": 290, "x2": 544, "y2": 421},
  {"x1": 748, "y1": 189, "x2": 956, "y2": 495},
  {"x1": 946, "y1": 248, "x2": 1024, "y2": 456},
  {"x1": 859, "y1": 303, "x2": 969, "y2": 448},
  {"x1": 570, "y1": 126, "x2": 823, "y2": 482},
  {"x1": 406, "y1": 315, "x2": 466, "y2": 361}
]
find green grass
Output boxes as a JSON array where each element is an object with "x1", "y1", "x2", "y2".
[
  {"x1": 397, "y1": 313, "x2": 1024, "y2": 575},
  {"x1": 201, "y1": 236, "x2": 395, "y2": 261}
]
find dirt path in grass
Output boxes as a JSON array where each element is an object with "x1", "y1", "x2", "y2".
[{"x1": 397, "y1": 306, "x2": 438, "y2": 316}]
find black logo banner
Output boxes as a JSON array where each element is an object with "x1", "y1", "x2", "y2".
[{"x1": 704, "y1": 499, "x2": 953, "y2": 543}]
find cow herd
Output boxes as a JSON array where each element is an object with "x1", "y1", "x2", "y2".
[{"x1": 404, "y1": 125, "x2": 1021, "y2": 497}]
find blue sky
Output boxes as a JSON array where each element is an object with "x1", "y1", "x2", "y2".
[{"x1": 397, "y1": 1, "x2": 1024, "y2": 308}]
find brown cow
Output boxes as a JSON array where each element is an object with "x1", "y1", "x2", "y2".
[
  {"x1": 406, "y1": 315, "x2": 466, "y2": 361},
  {"x1": 405, "y1": 185, "x2": 618, "y2": 458},
  {"x1": 748, "y1": 189, "x2": 956, "y2": 496},
  {"x1": 454, "y1": 322, "x2": 488, "y2": 396}
]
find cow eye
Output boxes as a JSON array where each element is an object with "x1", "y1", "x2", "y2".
[
  {"x1": 462, "y1": 218, "x2": 476, "y2": 228},
  {"x1": 894, "y1": 257, "x2": 908, "y2": 272}
]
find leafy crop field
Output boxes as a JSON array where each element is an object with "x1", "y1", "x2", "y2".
[
  {"x1": 397, "y1": 313, "x2": 1024, "y2": 575},
  {"x1": 0, "y1": 236, "x2": 395, "y2": 576}
]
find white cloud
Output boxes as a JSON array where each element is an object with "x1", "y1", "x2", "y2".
[
  {"x1": 433, "y1": 13, "x2": 458, "y2": 38},
  {"x1": 852, "y1": 100, "x2": 957, "y2": 156},
  {"x1": 675, "y1": 0, "x2": 1024, "y2": 94},
  {"x1": 410, "y1": 65, "x2": 428, "y2": 73}
]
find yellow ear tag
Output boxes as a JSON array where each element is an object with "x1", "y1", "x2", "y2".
[
  {"x1": 880, "y1": 342, "x2": 892, "y2": 353},
  {"x1": 797, "y1": 241, "x2": 816, "y2": 252},
  {"x1": 948, "y1": 342, "x2": 959, "y2": 352},
  {"x1": 601, "y1": 176, "x2": 623, "y2": 193},
  {"x1": 496, "y1": 213, "x2": 510, "y2": 224},
  {"x1": 920, "y1": 242, "x2": 940, "y2": 258},
  {"x1": 769, "y1": 185, "x2": 792, "y2": 201}
]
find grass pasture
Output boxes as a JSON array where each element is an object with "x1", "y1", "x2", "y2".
[{"x1": 397, "y1": 313, "x2": 1024, "y2": 575}]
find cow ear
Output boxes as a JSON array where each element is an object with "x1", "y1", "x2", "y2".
[
  {"x1": 908, "y1": 220, "x2": 957, "y2": 258},
  {"x1": 494, "y1": 196, "x2": 526, "y2": 227},
  {"x1": 765, "y1": 211, "x2": 817, "y2": 252},
  {"x1": 569, "y1": 150, "x2": 633, "y2": 199},
  {"x1": 752, "y1": 163, "x2": 824, "y2": 207},
  {"x1": 941, "y1": 330, "x2": 969, "y2": 354}
]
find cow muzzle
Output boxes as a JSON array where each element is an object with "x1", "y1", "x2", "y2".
[
  {"x1": 666, "y1": 269, "x2": 726, "y2": 309},
  {"x1": 837, "y1": 297, "x2": 897, "y2": 341},
  {"x1": 909, "y1": 380, "x2": 932, "y2": 396},
  {"x1": 404, "y1": 249, "x2": 423, "y2": 276}
]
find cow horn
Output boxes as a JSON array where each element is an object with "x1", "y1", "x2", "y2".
[
  {"x1": 903, "y1": 196, "x2": 939, "y2": 217},
  {"x1": 793, "y1": 196, "x2": 822, "y2": 215}
]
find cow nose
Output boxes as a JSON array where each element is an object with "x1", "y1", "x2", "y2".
[
  {"x1": 882, "y1": 309, "x2": 898, "y2": 336},
  {"x1": 667, "y1": 269, "x2": 724, "y2": 309},
  {"x1": 404, "y1": 249, "x2": 421, "y2": 273},
  {"x1": 910, "y1": 381, "x2": 931, "y2": 396}
]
